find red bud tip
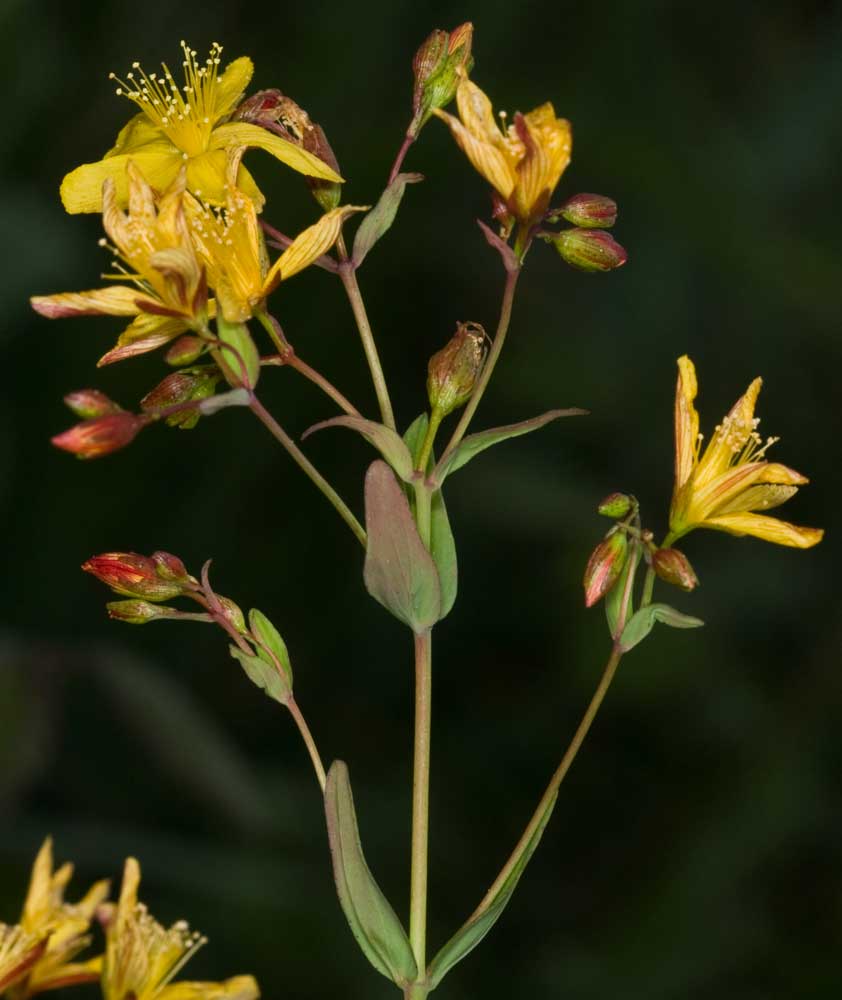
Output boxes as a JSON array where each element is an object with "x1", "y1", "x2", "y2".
[
  {"x1": 652, "y1": 548, "x2": 699, "y2": 591},
  {"x1": 583, "y1": 532, "x2": 629, "y2": 607},
  {"x1": 52, "y1": 413, "x2": 145, "y2": 459},
  {"x1": 555, "y1": 193, "x2": 618, "y2": 229},
  {"x1": 82, "y1": 552, "x2": 186, "y2": 601},
  {"x1": 63, "y1": 389, "x2": 123, "y2": 420}
]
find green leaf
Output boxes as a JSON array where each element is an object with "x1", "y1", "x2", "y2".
[
  {"x1": 248, "y1": 608, "x2": 293, "y2": 685},
  {"x1": 403, "y1": 413, "x2": 429, "y2": 467},
  {"x1": 216, "y1": 316, "x2": 260, "y2": 389},
  {"x1": 430, "y1": 488, "x2": 457, "y2": 619},
  {"x1": 434, "y1": 408, "x2": 586, "y2": 484},
  {"x1": 363, "y1": 460, "x2": 442, "y2": 632},
  {"x1": 427, "y1": 790, "x2": 559, "y2": 990},
  {"x1": 619, "y1": 603, "x2": 704, "y2": 653},
  {"x1": 325, "y1": 761, "x2": 418, "y2": 986},
  {"x1": 229, "y1": 644, "x2": 292, "y2": 705},
  {"x1": 303, "y1": 415, "x2": 415, "y2": 482},
  {"x1": 352, "y1": 173, "x2": 424, "y2": 266}
]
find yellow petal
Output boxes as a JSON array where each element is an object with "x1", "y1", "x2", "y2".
[
  {"x1": 695, "y1": 375, "x2": 763, "y2": 485},
  {"x1": 162, "y1": 975, "x2": 260, "y2": 1000},
  {"x1": 433, "y1": 109, "x2": 516, "y2": 199},
  {"x1": 454, "y1": 77, "x2": 504, "y2": 148},
  {"x1": 212, "y1": 56, "x2": 254, "y2": 119},
  {"x1": 185, "y1": 150, "x2": 240, "y2": 206},
  {"x1": 265, "y1": 205, "x2": 367, "y2": 289},
  {"x1": 209, "y1": 123, "x2": 343, "y2": 183},
  {"x1": 125, "y1": 160, "x2": 158, "y2": 230},
  {"x1": 98, "y1": 315, "x2": 188, "y2": 366},
  {"x1": 106, "y1": 113, "x2": 172, "y2": 158},
  {"x1": 27, "y1": 955, "x2": 103, "y2": 993},
  {"x1": 714, "y1": 483, "x2": 799, "y2": 515},
  {"x1": 511, "y1": 109, "x2": 571, "y2": 221},
  {"x1": 673, "y1": 355, "x2": 699, "y2": 495},
  {"x1": 703, "y1": 512, "x2": 824, "y2": 548},
  {"x1": 22, "y1": 839, "x2": 54, "y2": 927},
  {"x1": 31, "y1": 286, "x2": 150, "y2": 318},
  {"x1": 61, "y1": 151, "x2": 183, "y2": 214}
]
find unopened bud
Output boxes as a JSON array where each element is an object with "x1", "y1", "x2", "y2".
[
  {"x1": 106, "y1": 599, "x2": 179, "y2": 624},
  {"x1": 216, "y1": 596, "x2": 247, "y2": 635},
  {"x1": 427, "y1": 321, "x2": 487, "y2": 418},
  {"x1": 64, "y1": 389, "x2": 122, "y2": 419},
  {"x1": 410, "y1": 23, "x2": 474, "y2": 134},
  {"x1": 166, "y1": 335, "x2": 207, "y2": 366},
  {"x1": 151, "y1": 551, "x2": 194, "y2": 585},
  {"x1": 232, "y1": 88, "x2": 287, "y2": 127},
  {"x1": 652, "y1": 548, "x2": 699, "y2": 591},
  {"x1": 140, "y1": 367, "x2": 221, "y2": 429},
  {"x1": 552, "y1": 193, "x2": 617, "y2": 229},
  {"x1": 598, "y1": 492, "x2": 634, "y2": 519},
  {"x1": 583, "y1": 531, "x2": 629, "y2": 607},
  {"x1": 52, "y1": 412, "x2": 146, "y2": 459},
  {"x1": 82, "y1": 552, "x2": 185, "y2": 601},
  {"x1": 551, "y1": 229, "x2": 628, "y2": 273}
]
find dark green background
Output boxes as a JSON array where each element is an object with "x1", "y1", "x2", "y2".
[{"x1": 1, "y1": 0, "x2": 840, "y2": 997}]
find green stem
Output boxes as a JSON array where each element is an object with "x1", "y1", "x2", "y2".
[
  {"x1": 409, "y1": 629, "x2": 433, "y2": 982},
  {"x1": 337, "y1": 235, "x2": 397, "y2": 431},
  {"x1": 248, "y1": 395, "x2": 367, "y2": 548},
  {"x1": 434, "y1": 265, "x2": 521, "y2": 478},
  {"x1": 468, "y1": 644, "x2": 623, "y2": 922},
  {"x1": 388, "y1": 131, "x2": 415, "y2": 186},
  {"x1": 416, "y1": 410, "x2": 442, "y2": 475},
  {"x1": 287, "y1": 696, "x2": 327, "y2": 792}
]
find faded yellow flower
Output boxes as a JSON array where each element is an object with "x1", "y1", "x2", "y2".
[
  {"x1": 0, "y1": 838, "x2": 109, "y2": 999},
  {"x1": 669, "y1": 355, "x2": 823, "y2": 548},
  {"x1": 101, "y1": 858, "x2": 258, "y2": 1000},
  {"x1": 185, "y1": 151, "x2": 365, "y2": 322},
  {"x1": 435, "y1": 72, "x2": 571, "y2": 226},
  {"x1": 61, "y1": 42, "x2": 342, "y2": 215},
  {"x1": 32, "y1": 162, "x2": 212, "y2": 366}
]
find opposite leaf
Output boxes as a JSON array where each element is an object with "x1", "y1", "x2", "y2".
[
  {"x1": 618, "y1": 603, "x2": 704, "y2": 653},
  {"x1": 304, "y1": 416, "x2": 415, "y2": 483},
  {"x1": 325, "y1": 761, "x2": 418, "y2": 987},
  {"x1": 229, "y1": 644, "x2": 291, "y2": 705},
  {"x1": 248, "y1": 608, "x2": 293, "y2": 685},
  {"x1": 352, "y1": 173, "x2": 424, "y2": 267},
  {"x1": 363, "y1": 460, "x2": 442, "y2": 632}
]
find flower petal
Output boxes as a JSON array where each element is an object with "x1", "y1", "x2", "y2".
[
  {"x1": 511, "y1": 107, "x2": 571, "y2": 221},
  {"x1": 61, "y1": 151, "x2": 183, "y2": 214},
  {"x1": 433, "y1": 109, "x2": 516, "y2": 199},
  {"x1": 97, "y1": 314, "x2": 188, "y2": 366},
  {"x1": 714, "y1": 483, "x2": 799, "y2": 515},
  {"x1": 161, "y1": 975, "x2": 260, "y2": 1000},
  {"x1": 106, "y1": 113, "x2": 173, "y2": 158},
  {"x1": 454, "y1": 76, "x2": 504, "y2": 148},
  {"x1": 212, "y1": 56, "x2": 254, "y2": 119},
  {"x1": 695, "y1": 375, "x2": 763, "y2": 486},
  {"x1": 209, "y1": 122, "x2": 343, "y2": 182},
  {"x1": 265, "y1": 205, "x2": 367, "y2": 289},
  {"x1": 31, "y1": 286, "x2": 150, "y2": 318},
  {"x1": 703, "y1": 512, "x2": 824, "y2": 548},
  {"x1": 673, "y1": 355, "x2": 699, "y2": 496}
]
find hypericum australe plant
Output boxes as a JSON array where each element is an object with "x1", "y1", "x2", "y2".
[{"x1": 24, "y1": 29, "x2": 822, "y2": 1000}]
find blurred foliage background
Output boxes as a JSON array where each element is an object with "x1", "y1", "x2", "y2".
[{"x1": 1, "y1": 0, "x2": 840, "y2": 997}]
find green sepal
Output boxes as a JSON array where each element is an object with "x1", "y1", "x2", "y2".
[
  {"x1": 229, "y1": 644, "x2": 291, "y2": 705},
  {"x1": 216, "y1": 316, "x2": 260, "y2": 389},
  {"x1": 352, "y1": 173, "x2": 424, "y2": 267},
  {"x1": 426, "y1": 790, "x2": 559, "y2": 990},
  {"x1": 363, "y1": 460, "x2": 442, "y2": 632},
  {"x1": 324, "y1": 761, "x2": 418, "y2": 986},
  {"x1": 248, "y1": 608, "x2": 293, "y2": 686},
  {"x1": 619, "y1": 603, "x2": 704, "y2": 653},
  {"x1": 433, "y1": 408, "x2": 586, "y2": 485},
  {"x1": 605, "y1": 542, "x2": 640, "y2": 639},
  {"x1": 303, "y1": 415, "x2": 415, "y2": 483}
]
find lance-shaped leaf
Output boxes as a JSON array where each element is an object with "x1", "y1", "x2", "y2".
[
  {"x1": 304, "y1": 416, "x2": 415, "y2": 482},
  {"x1": 352, "y1": 173, "x2": 424, "y2": 267},
  {"x1": 403, "y1": 413, "x2": 429, "y2": 466},
  {"x1": 363, "y1": 460, "x2": 442, "y2": 631},
  {"x1": 426, "y1": 789, "x2": 559, "y2": 990},
  {"x1": 229, "y1": 645, "x2": 291, "y2": 705},
  {"x1": 249, "y1": 608, "x2": 293, "y2": 686},
  {"x1": 325, "y1": 761, "x2": 418, "y2": 986},
  {"x1": 433, "y1": 408, "x2": 586, "y2": 485},
  {"x1": 619, "y1": 603, "x2": 704, "y2": 653},
  {"x1": 477, "y1": 219, "x2": 520, "y2": 274}
]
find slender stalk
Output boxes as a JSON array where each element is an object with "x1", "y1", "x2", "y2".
[
  {"x1": 416, "y1": 410, "x2": 442, "y2": 475},
  {"x1": 336, "y1": 234, "x2": 397, "y2": 431},
  {"x1": 409, "y1": 629, "x2": 433, "y2": 979},
  {"x1": 388, "y1": 132, "x2": 415, "y2": 186},
  {"x1": 287, "y1": 696, "x2": 327, "y2": 791},
  {"x1": 434, "y1": 266, "x2": 521, "y2": 478},
  {"x1": 248, "y1": 395, "x2": 367, "y2": 548},
  {"x1": 467, "y1": 644, "x2": 623, "y2": 922}
]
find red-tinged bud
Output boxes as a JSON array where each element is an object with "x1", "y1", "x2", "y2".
[
  {"x1": 427, "y1": 321, "x2": 487, "y2": 418},
  {"x1": 551, "y1": 229, "x2": 628, "y2": 272},
  {"x1": 106, "y1": 600, "x2": 179, "y2": 624},
  {"x1": 82, "y1": 552, "x2": 185, "y2": 601},
  {"x1": 410, "y1": 23, "x2": 474, "y2": 135},
  {"x1": 552, "y1": 193, "x2": 618, "y2": 229},
  {"x1": 140, "y1": 367, "x2": 221, "y2": 429},
  {"x1": 64, "y1": 389, "x2": 123, "y2": 420},
  {"x1": 232, "y1": 88, "x2": 287, "y2": 127},
  {"x1": 166, "y1": 335, "x2": 207, "y2": 366},
  {"x1": 216, "y1": 596, "x2": 247, "y2": 635},
  {"x1": 598, "y1": 492, "x2": 635, "y2": 518},
  {"x1": 583, "y1": 531, "x2": 629, "y2": 607},
  {"x1": 52, "y1": 412, "x2": 146, "y2": 459},
  {"x1": 652, "y1": 548, "x2": 699, "y2": 591},
  {"x1": 151, "y1": 551, "x2": 195, "y2": 586}
]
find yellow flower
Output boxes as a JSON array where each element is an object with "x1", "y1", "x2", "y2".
[
  {"x1": 0, "y1": 838, "x2": 110, "y2": 998},
  {"x1": 101, "y1": 858, "x2": 258, "y2": 1000},
  {"x1": 669, "y1": 355, "x2": 823, "y2": 548},
  {"x1": 185, "y1": 151, "x2": 366, "y2": 322},
  {"x1": 61, "y1": 41, "x2": 342, "y2": 215},
  {"x1": 434, "y1": 73, "x2": 571, "y2": 226},
  {"x1": 32, "y1": 161, "x2": 212, "y2": 366}
]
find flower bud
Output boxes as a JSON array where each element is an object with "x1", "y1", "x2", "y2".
[
  {"x1": 106, "y1": 599, "x2": 179, "y2": 624},
  {"x1": 64, "y1": 389, "x2": 123, "y2": 420},
  {"x1": 551, "y1": 229, "x2": 628, "y2": 273},
  {"x1": 232, "y1": 88, "x2": 287, "y2": 127},
  {"x1": 410, "y1": 23, "x2": 474, "y2": 134},
  {"x1": 151, "y1": 551, "x2": 194, "y2": 585},
  {"x1": 427, "y1": 321, "x2": 487, "y2": 418},
  {"x1": 166, "y1": 335, "x2": 207, "y2": 366},
  {"x1": 82, "y1": 552, "x2": 186, "y2": 601},
  {"x1": 140, "y1": 367, "x2": 221, "y2": 429},
  {"x1": 583, "y1": 531, "x2": 629, "y2": 607},
  {"x1": 216, "y1": 596, "x2": 248, "y2": 635},
  {"x1": 553, "y1": 193, "x2": 617, "y2": 229},
  {"x1": 52, "y1": 412, "x2": 146, "y2": 459},
  {"x1": 598, "y1": 492, "x2": 634, "y2": 519},
  {"x1": 652, "y1": 548, "x2": 699, "y2": 591}
]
